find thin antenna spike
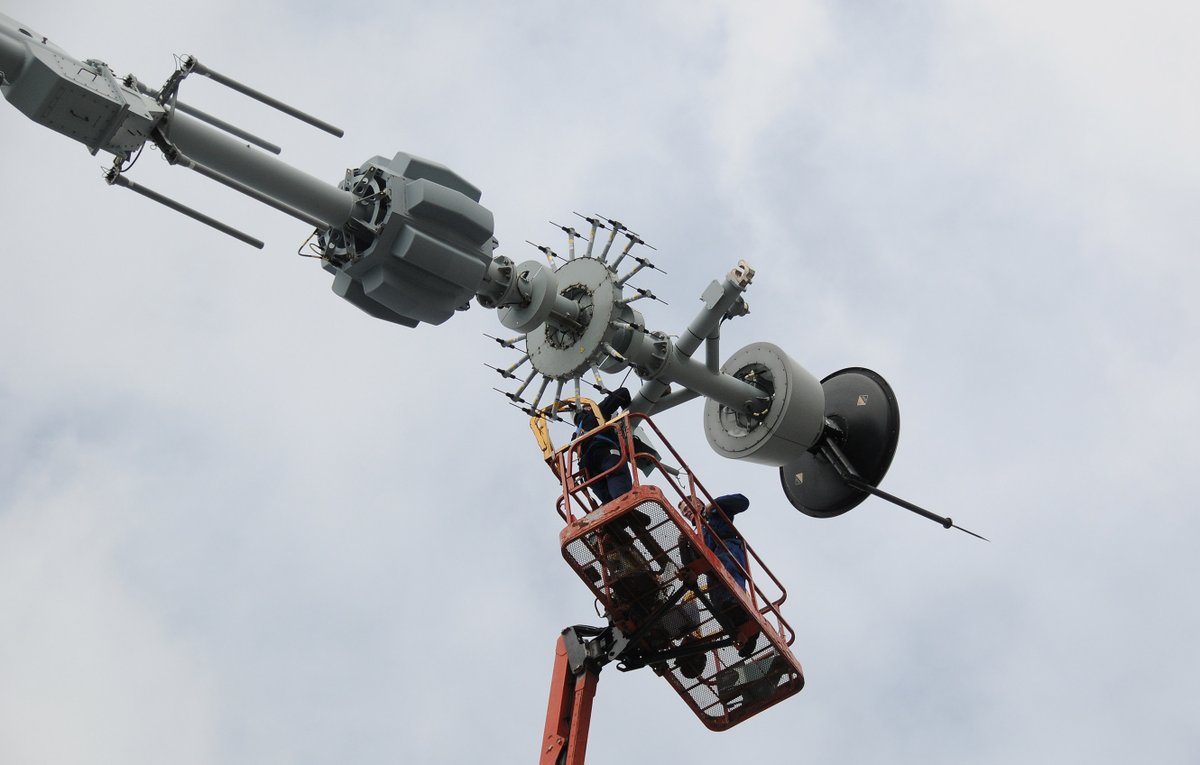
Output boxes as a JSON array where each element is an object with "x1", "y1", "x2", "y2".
[
  {"x1": 574, "y1": 377, "x2": 583, "y2": 417},
  {"x1": 504, "y1": 398, "x2": 536, "y2": 416},
  {"x1": 493, "y1": 387, "x2": 527, "y2": 405},
  {"x1": 485, "y1": 353, "x2": 531, "y2": 379},
  {"x1": 526, "y1": 240, "x2": 561, "y2": 265},
  {"x1": 621, "y1": 286, "x2": 667, "y2": 305},
  {"x1": 602, "y1": 217, "x2": 629, "y2": 235},
  {"x1": 589, "y1": 364, "x2": 610, "y2": 394},
  {"x1": 583, "y1": 378, "x2": 610, "y2": 394},
  {"x1": 632, "y1": 253, "x2": 666, "y2": 274},
  {"x1": 953, "y1": 524, "x2": 991, "y2": 542},
  {"x1": 484, "y1": 333, "x2": 526, "y2": 350},
  {"x1": 630, "y1": 235, "x2": 657, "y2": 252},
  {"x1": 484, "y1": 364, "x2": 514, "y2": 380},
  {"x1": 551, "y1": 221, "x2": 585, "y2": 260},
  {"x1": 485, "y1": 357, "x2": 528, "y2": 377},
  {"x1": 821, "y1": 438, "x2": 989, "y2": 542}
]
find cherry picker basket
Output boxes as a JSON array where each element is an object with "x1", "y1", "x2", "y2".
[{"x1": 534, "y1": 403, "x2": 805, "y2": 731}]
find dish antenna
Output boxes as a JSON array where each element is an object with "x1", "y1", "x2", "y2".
[{"x1": 780, "y1": 368, "x2": 987, "y2": 539}]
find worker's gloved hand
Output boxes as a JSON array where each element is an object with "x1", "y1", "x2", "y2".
[{"x1": 613, "y1": 387, "x2": 632, "y2": 408}]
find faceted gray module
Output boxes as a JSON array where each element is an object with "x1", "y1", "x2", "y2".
[{"x1": 323, "y1": 152, "x2": 496, "y2": 327}]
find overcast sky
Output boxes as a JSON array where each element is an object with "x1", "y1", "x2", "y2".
[{"x1": 2, "y1": 1, "x2": 1198, "y2": 763}]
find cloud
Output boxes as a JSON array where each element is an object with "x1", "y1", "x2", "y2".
[
  {"x1": 2, "y1": 1, "x2": 1199, "y2": 763},
  {"x1": 0, "y1": 415, "x2": 218, "y2": 764}
]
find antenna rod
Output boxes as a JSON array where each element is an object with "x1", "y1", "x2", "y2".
[
  {"x1": 821, "y1": 439, "x2": 989, "y2": 541},
  {"x1": 853, "y1": 475, "x2": 990, "y2": 542},
  {"x1": 129, "y1": 78, "x2": 283, "y2": 154},
  {"x1": 106, "y1": 170, "x2": 264, "y2": 249},
  {"x1": 185, "y1": 57, "x2": 345, "y2": 138}
]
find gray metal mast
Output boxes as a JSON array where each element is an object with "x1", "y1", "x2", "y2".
[
  {"x1": 0, "y1": 11, "x2": 828, "y2": 472},
  {"x1": 1, "y1": 11, "x2": 988, "y2": 539}
]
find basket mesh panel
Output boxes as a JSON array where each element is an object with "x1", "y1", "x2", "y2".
[{"x1": 562, "y1": 492, "x2": 804, "y2": 730}]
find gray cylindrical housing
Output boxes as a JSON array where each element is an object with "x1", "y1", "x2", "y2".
[
  {"x1": 703, "y1": 342, "x2": 825, "y2": 467},
  {"x1": 497, "y1": 260, "x2": 560, "y2": 333},
  {"x1": 168, "y1": 112, "x2": 357, "y2": 228}
]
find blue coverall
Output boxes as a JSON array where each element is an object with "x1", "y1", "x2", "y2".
[{"x1": 573, "y1": 387, "x2": 633, "y2": 504}]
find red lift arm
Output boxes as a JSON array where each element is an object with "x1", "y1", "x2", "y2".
[{"x1": 539, "y1": 630, "x2": 601, "y2": 765}]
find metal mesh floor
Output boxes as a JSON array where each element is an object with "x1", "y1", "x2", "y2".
[{"x1": 560, "y1": 488, "x2": 804, "y2": 731}]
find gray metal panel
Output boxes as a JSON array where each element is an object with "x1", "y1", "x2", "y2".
[
  {"x1": 391, "y1": 225, "x2": 490, "y2": 289},
  {"x1": 384, "y1": 152, "x2": 482, "y2": 202},
  {"x1": 330, "y1": 271, "x2": 419, "y2": 327},
  {"x1": 524, "y1": 256, "x2": 618, "y2": 379},
  {"x1": 404, "y1": 178, "x2": 494, "y2": 246},
  {"x1": 356, "y1": 226, "x2": 489, "y2": 325},
  {"x1": 1, "y1": 44, "x2": 160, "y2": 155}
]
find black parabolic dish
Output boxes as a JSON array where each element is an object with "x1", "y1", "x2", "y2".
[{"x1": 779, "y1": 367, "x2": 900, "y2": 518}]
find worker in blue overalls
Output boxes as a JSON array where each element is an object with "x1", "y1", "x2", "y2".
[
  {"x1": 703, "y1": 494, "x2": 750, "y2": 588},
  {"x1": 573, "y1": 387, "x2": 633, "y2": 504},
  {"x1": 689, "y1": 493, "x2": 760, "y2": 658}
]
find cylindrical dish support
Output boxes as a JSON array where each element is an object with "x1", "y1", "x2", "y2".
[{"x1": 703, "y1": 342, "x2": 826, "y2": 467}]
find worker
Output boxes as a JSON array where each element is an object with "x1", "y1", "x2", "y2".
[
  {"x1": 679, "y1": 493, "x2": 760, "y2": 658},
  {"x1": 703, "y1": 494, "x2": 750, "y2": 588},
  {"x1": 573, "y1": 386, "x2": 633, "y2": 504}
]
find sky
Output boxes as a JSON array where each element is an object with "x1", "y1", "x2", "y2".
[{"x1": 1, "y1": 1, "x2": 1198, "y2": 763}]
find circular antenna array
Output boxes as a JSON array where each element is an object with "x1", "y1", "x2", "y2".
[
  {"x1": 485, "y1": 215, "x2": 661, "y2": 416},
  {"x1": 779, "y1": 367, "x2": 900, "y2": 518}
]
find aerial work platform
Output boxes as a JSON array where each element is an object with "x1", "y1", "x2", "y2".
[{"x1": 534, "y1": 406, "x2": 804, "y2": 738}]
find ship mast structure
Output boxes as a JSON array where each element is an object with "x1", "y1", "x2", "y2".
[{"x1": 1, "y1": 16, "x2": 991, "y2": 758}]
